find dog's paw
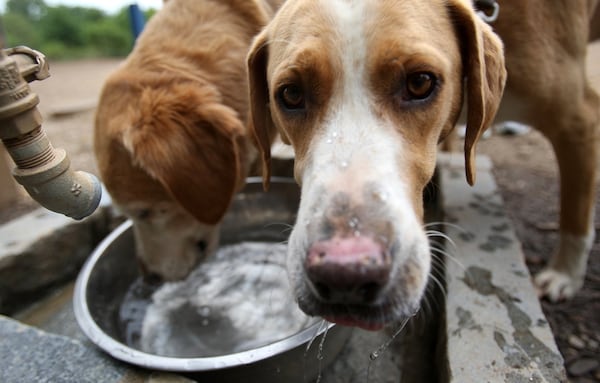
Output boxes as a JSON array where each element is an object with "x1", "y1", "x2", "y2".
[{"x1": 533, "y1": 268, "x2": 583, "y2": 302}]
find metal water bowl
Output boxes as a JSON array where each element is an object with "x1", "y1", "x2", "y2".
[{"x1": 73, "y1": 177, "x2": 351, "y2": 382}]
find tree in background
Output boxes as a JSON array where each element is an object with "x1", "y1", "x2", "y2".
[
  {"x1": 6, "y1": 0, "x2": 47, "y2": 20},
  {"x1": 1, "y1": 0, "x2": 156, "y2": 59}
]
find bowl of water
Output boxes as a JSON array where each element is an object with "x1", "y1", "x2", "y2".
[{"x1": 73, "y1": 177, "x2": 351, "y2": 382}]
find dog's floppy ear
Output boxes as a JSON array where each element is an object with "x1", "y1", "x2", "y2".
[
  {"x1": 448, "y1": 0, "x2": 507, "y2": 185},
  {"x1": 247, "y1": 29, "x2": 277, "y2": 191},
  {"x1": 123, "y1": 82, "x2": 244, "y2": 224}
]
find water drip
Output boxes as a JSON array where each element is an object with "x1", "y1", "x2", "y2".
[
  {"x1": 304, "y1": 320, "x2": 328, "y2": 383},
  {"x1": 366, "y1": 311, "x2": 418, "y2": 382},
  {"x1": 314, "y1": 324, "x2": 330, "y2": 383}
]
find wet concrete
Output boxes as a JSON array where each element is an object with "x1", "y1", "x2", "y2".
[{"x1": 440, "y1": 153, "x2": 566, "y2": 383}]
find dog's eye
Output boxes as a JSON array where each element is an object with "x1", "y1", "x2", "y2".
[
  {"x1": 405, "y1": 72, "x2": 436, "y2": 100},
  {"x1": 277, "y1": 84, "x2": 305, "y2": 110}
]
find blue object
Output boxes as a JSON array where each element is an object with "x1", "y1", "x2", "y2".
[{"x1": 128, "y1": 4, "x2": 146, "y2": 40}]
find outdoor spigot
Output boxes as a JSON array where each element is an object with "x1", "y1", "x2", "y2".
[{"x1": 0, "y1": 46, "x2": 102, "y2": 220}]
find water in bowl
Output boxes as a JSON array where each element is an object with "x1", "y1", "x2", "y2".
[{"x1": 118, "y1": 242, "x2": 313, "y2": 357}]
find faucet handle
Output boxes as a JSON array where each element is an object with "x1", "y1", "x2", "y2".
[{"x1": 3, "y1": 46, "x2": 50, "y2": 82}]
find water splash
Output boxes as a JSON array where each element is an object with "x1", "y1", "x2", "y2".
[
  {"x1": 118, "y1": 277, "x2": 158, "y2": 349},
  {"x1": 134, "y1": 242, "x2": 310, "y2": 357}
]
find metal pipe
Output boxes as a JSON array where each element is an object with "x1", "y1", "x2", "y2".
[{"x1": 0, "y1": 46, "x2": 101, "y2": 220}]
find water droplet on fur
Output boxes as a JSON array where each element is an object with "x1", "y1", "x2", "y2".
[
  {"x1": 373, "y1": 189, "x2": 388, "y2": 202},
  {"x1": 200, "y1": 306, "x2": 211, "y2": 316},
  {"x1": 332, "y1": 131, "x2": 338, "y2": 138},
  {"x1": 202, "y1": 319, "x2": 209, "y2": 326},
  {"x1": 326, "y1": 138, "x2": 333, "y2": 144},
  {"x1": 340, "y1": 161, "x2": 349, "y2": 168}
]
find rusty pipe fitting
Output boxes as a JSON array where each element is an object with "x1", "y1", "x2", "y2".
[{"x1": 0, "y1": 47, "x2": 101, "y2": 220}]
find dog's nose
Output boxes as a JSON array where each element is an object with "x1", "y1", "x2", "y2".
[{"x1": 305, "y1": 236, "x2": 391, "y2": 304}]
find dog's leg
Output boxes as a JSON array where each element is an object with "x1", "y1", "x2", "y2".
[{"x1": 535, "y1": 84, "x2": 599, "y2": 301}]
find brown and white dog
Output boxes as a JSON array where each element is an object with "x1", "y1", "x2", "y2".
[
  {"x1": 248, "y1": 0, "x2": 599, "y2": 329},
  {"x1": 95, "y1": 0, "x2": 282, "y2": 281}
]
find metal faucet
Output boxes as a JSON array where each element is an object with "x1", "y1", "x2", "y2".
[{"x1": 0, "y1": 46, "x2": 102, "y2": 220}]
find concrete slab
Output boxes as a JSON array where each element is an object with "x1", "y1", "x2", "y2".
[
  {"x1": 438, "y1": 153, "x2": 566, "y2": 383},
  {"x1": 0, "y1": 315, "x2": 194, "y2": 383},
  {"x1": 0, "y1": 187, "x2": 121, "y2": 314}
]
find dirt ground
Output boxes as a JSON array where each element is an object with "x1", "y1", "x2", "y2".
[
  {"x1": 478, "y1": 131, "x2": 600, "y2": 382},
  {"x1": 1, "y1": 42, "x2": 599, "y2": 381}
]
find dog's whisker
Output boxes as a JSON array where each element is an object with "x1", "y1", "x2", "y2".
[
  {"x1": 429, "y1": 240, "x2": 460, "y2": 261},
  {"x1": 430, "y1": 245, "x2": 467, "y2": 273},
  {"x1": 263, "y1": 222, "x2": 294, "y2": 232},
  {"x1": 430, "y1": 272, "x2": 449, "y2": 294},
  {"x1": 428, "y1": 273, "x2": 448, "y2": 299},
  {"x1": 425, "y1": 230, "x2": 459, "y2": 250},
  {"x1": 303, "y1": 319, "x2": 328, "y2": 383},
  {"x1": 423, "y1": 274, "x2": 445, "y2": 309},
  {"x1": 424, "y1": 221, "x2": 467, "y2": 233},
  {"x1": 429, "y1": 257, "x2": 447, "y2": 277},
  {"x1": 429, "y1": 262, "x2": 447, "y2": 284},
  {"x1": 418, "y1": 290, "x2": 433, "y2": 322},
  {"x1": 305, "y1": 319, "x2": 328, "y2": 355}
]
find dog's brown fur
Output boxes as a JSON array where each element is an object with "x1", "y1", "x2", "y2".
[
  {"x1": 490, "y1": 0, "x2": 599, "y2": 301},
  {"x1": 247, "y1": 0, "x2": 599, "y2": 328},
  {"x1": 95, "y1": 0, "x2": 282, "y2": 280}
]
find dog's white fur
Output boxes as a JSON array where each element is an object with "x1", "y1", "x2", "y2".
[
  {"x1": 287, "y1": 0, "x2": 431, "y2": 325},
  {"x1": 248, "y1": 0, "x2": 504, "y2": 328},
  {"x1": 249, "y1": 0, "x2": 599, "y2": 327}
]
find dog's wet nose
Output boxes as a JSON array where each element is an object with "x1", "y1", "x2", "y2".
[{"x1": 305, "y1": 236, "x2": 391, "y2": 304}]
